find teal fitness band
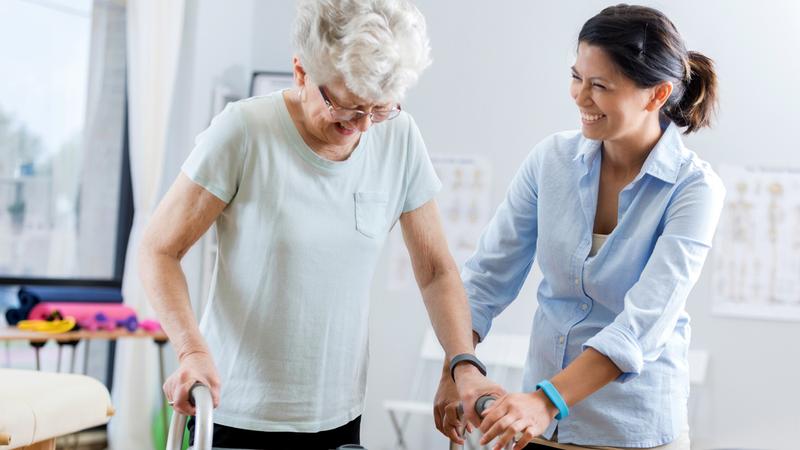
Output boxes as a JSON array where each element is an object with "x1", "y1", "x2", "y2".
[{"x1": 536, "y1": 379, "x2": 569, "y2": 420}]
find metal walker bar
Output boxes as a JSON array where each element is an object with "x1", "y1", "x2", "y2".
[{"x1": 166, "y1": 383, "x2": 214, "y2": 450}]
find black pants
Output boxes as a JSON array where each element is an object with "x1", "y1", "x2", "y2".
[
  {"x1": 187, "y1": 416, "x2": 361, "y2": 450},
  {"x1": 523, "y1": 443, "x2": 561, "y2": 449}
]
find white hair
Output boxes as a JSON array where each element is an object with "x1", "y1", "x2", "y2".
[{"x1": 292, "y1": 0, "x2": 432, "y2": 103}]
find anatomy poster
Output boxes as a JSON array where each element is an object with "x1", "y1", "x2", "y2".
[
  {"x1": 387, "y1": 155, "x2": 493, "y2": 290},
  {"x1": 712, "y1": 165, "x2": 800, "y2": 321}
]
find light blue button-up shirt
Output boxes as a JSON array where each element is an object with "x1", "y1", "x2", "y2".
[{"x1": 464, "y1": 122, "x2": 725, "y2": 447}]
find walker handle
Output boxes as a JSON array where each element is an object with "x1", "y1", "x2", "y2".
[
  {"x1": 453, "y1": 395, "x2": 521, "y2": 449},
  {"x1": 455, "y1": 394, "x2": 496, "y2": 419},
  {"x1": 166, "y1": 382, "x2": 214, "y2": 450},
  {"x1": 475, "y1": 395, "x2": 496, "y2": 415}
]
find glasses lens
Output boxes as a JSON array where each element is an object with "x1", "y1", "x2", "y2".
[
  {"x1": 371, "y1": 109, "x2": 401, "y2": 123},
  {"x1": 332, "y1": 109, "x2": 363, "y2": 122},
  {"x1": 330, "y1": 107, "x2": 400, "y2": 123}
]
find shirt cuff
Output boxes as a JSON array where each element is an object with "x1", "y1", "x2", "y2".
[
  {"x1": 582, "y1": 323, "x2": 644, "y2": 383},
  {"x1": 469, "y1": 302, "x2": 493, "y2": 343}
]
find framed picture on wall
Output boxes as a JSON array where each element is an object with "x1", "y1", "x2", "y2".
[
  {"x1": 250, "y1": 71, "x2": 294, "y2": 97},
  {"x1": 212, "y1": 83, "x2": 240, "y2": 115}
]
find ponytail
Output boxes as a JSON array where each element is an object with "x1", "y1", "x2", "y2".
[{"x1": 665, "y1": 51, "x2": 718, "y2": 134}]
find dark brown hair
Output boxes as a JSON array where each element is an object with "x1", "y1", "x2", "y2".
[{"x1": 578, "y1": 4, "x2": 718, "y2": 133}]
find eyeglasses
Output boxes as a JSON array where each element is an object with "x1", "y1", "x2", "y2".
[{"x1": 318, "y1": 86, "x2": 401, "y2": 123}]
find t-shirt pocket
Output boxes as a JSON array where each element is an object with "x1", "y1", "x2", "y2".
[{"x1": 354, "y1": 191, "x2": 388, "y2": 238}]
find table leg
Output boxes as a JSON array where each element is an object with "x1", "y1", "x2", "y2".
[
  {"x1": 30, "y1": 341, "x2": 46, "y2": 371},
  {"x1": 67, "y1": 340, "x2": 79, "y2": 373},
  {"x1": 82, "y1": 339, "x2": 91, "y2": 375}
]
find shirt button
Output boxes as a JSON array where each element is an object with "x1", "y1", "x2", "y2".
[
  {"x1": 559, "y1": 336, "x2": 565, "y2": 344},
  {"x1": 581, "y1": 303, "x2": 589, "y2": 311},
  {"x1": 574, "y1": 278, "x2": 580, "y2": 286}
]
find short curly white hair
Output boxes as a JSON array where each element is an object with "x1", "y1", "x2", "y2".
[{"x1": 292, "y1": 0, "x2": 432, "y2": 103}]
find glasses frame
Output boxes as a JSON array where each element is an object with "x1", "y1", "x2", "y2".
[{"x1": 318, "y1": 86, "x2": 401, "y2": 123}]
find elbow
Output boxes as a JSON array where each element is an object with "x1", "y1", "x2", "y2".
[
  {"x1": 136, "y1": 226, "x2": 179, "y2": 279},
  {"x1": 419, "y1": 259, "x2": 460, "y2": 292},
  {"x1": 137, "y1": 231, "x2": 156, "y2": 282}
]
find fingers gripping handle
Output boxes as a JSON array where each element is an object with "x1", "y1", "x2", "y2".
[
  {"x1": 450, "y1": 396, "x2": 498, "y2": 450},
  {"x1": 450, "y1": 402, "x2": 471, "y2": 450},
  {"x1": 475, "y1": 395, "x2": 496, "y2": 415},
  {"x1": 456, "y1": 394, "x2": 496, "y2": 419},
  {"x1": 461, "y1": 395, "x2": 523, "y2": 445},
  {"x1": 456, "y1": 395, "x2": 497, "y2": 419},
  {"x1": 166, "y1": 383, "x2": 214, "y2": 450}
]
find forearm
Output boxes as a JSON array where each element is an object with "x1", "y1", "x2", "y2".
[
  {"x1": 419, "y1": 267, "x2": 476, "y2": 362},
  {"x1": 401, "y1": 201, "x2": 481, "y2": 368},
  {"x1": 549, "y1": 347, "x2": 622, "y2": 407},
  {"x1": 139, "y1": 247, "x2": 209, "y2": 361},
  {"x1": 439, "y1": 330, "x2": 481, "y2": 377}
]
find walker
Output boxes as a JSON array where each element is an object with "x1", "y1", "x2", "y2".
[{"x1": 165, "y1": 384, "x2": 369, "y2": 450}]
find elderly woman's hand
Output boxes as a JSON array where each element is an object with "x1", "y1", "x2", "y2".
[
  {"x1": 163, "y1": 350, "x2": 221, "y2": 416},
  {"x1": 477, "y1": 391, "x2": 558, "y2": 450},
  {"x1": 433, "y1": 370, "x2": 468, "y2": 444}
]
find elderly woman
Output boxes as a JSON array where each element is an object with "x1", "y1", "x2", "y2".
[{"x1": 139, "y1": 1, "x2": 501, "y2": 449}]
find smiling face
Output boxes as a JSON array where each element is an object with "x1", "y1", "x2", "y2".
[
  {"x1": 293, "y1": 57, "x2": 397, "y2": 153},
  {"x1": 303, "y1": 79, "x2": 379, "y2": 148},
  {"x1": 569, "y1": 42, "x2": 661, "y2": 145}
]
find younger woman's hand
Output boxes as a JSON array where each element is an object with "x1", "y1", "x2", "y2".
[{"x1": 478, "y1": 391, "x2": 558, "y2": 450}]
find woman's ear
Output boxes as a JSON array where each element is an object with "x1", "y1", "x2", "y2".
[
  {"x1": 646, "y1": 81, "x2": 674, "y2": 112},
  {"x1": 292, "y1": 56, "x2": 307, "y2": 89}
]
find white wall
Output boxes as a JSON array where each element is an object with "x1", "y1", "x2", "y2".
[
  {"x1": 161, "y1": 0, "x2": 256, "y2": 308},
  {"x1": 153, "y1": 0, "x2": 256, "y2": 386},
  {"x1": 241, "y1": 1, "x2": 800, "y2": 449}
]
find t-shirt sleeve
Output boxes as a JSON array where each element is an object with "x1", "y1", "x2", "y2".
[
  {"x1": 181, "y1": 102, "x2": 248, "y2": 203},
  {"x1": 402, "y1": 114, "x2": 442, "y2": 212}
]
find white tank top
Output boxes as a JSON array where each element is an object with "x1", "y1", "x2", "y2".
[{"x1": 589, "y1": 233, "x2": 609, "y2": 257}]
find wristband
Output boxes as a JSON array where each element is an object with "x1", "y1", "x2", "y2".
[
  {"x1": 449, "y1": 353, "x2": 487, "y2": 382},
  {"x1": 536, "y1": 379, "x2": 569, "y2": 420}
]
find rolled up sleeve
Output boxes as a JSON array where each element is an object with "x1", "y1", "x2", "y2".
[{"x1": 583, "y1": 170, "x2": 726, "y2": 382}]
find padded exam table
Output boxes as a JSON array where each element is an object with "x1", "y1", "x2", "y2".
[{"x1": 0, "y1": 369, "x2": 113, "y2": 450}]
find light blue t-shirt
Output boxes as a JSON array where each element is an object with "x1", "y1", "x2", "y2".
[
  {"x1": 181, "y1": 91, "x2": 441, "y2": 432},
  {"x1": 464, "y1": 122, "x2": 725, "y2": 447}
]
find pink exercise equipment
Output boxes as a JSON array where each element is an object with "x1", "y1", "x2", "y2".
[{"x1": 24, "y1": 302, "x2": 162, "y2": 334}]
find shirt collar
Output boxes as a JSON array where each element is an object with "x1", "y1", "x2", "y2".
[
  {"x1": 639, "y1": 121, "x2": 685, "y2": 184},
  {"x1": 573, "y1": 120, "x2": 686, "y2": 184}
]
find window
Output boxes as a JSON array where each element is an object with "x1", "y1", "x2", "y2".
[{"x1": 0, "y1": 0, "x2": 130, "y2": 285}]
